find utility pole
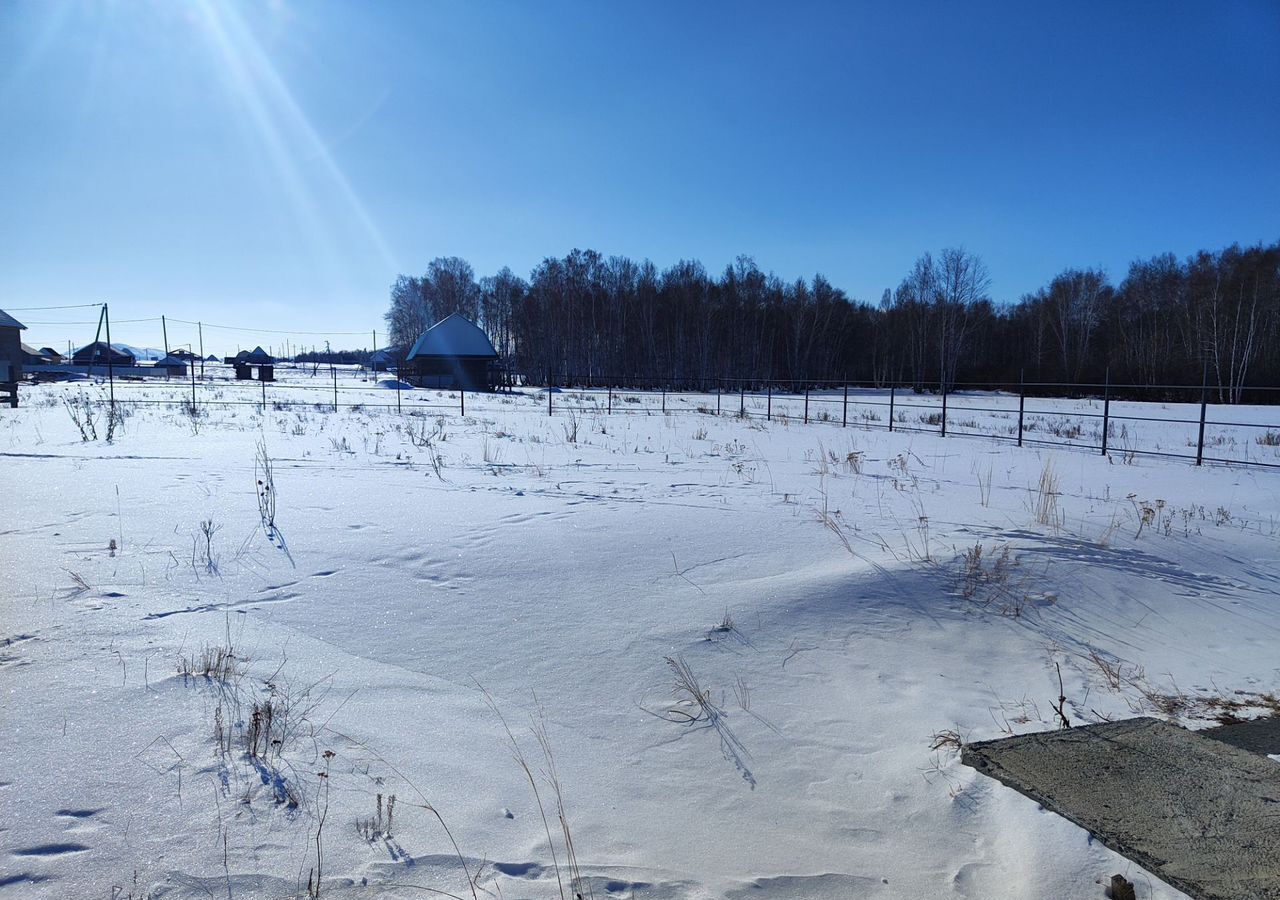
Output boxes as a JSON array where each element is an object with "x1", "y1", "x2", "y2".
[
  {"x1": 103, "y1": 303, "x2": 115, "y2": 411},
  {"x1": 160, "y1": 315, "x2": 171, "y2": 379},
  {"x1": 198, "y1": 322, "x2": 205, "y2": 379}
]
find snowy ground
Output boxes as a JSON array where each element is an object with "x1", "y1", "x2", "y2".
[{"x1": 2, "y1": 367, "x2": 1278, "y2": 899}]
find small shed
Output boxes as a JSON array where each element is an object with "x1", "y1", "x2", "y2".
[
  {"x1": 153, "y1": 353, "x2": 189, "y2": 377},
  {"x1": 0, "y1": 308, "x2": 26, "y2": 405},
  {"x1": 369, "y1": 348, "x2": 400, "y2": 372},
  {"x1": 73, "y1": 342, "x2": 136, "y2": 366},
  {"x1": 226, "y1": 347, "x2": 274, "y2": 381},
  {"x1": 404, "y1": 314, "x2": 498, "y2": 391},
  {"x1": 39, "y1": 347, "x2": 64, "y2": 363}
]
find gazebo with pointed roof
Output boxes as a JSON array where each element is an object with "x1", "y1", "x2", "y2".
[{"x1": 404, "y1": 314, "x2": 498, "y2": 391}]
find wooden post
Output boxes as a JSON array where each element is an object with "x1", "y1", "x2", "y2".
[
  {"x1": 888, "y1": 385, "x2": 895, "y2": 432},
  {"x1": 190, "y1": 350, "x2": 197, "y2": 411},
  {"x1": 739, "y1": 382, "x2": 744, "y2": 417},
  {"x1": 198, "y1": 321, "x2": 204, "y2": 380},
  {"x1": 1192, "y1": 363, "x2": 1203, "y2": 468},
  {"x1": 716, "y1": 379, "x2": 721, "y2": 416},
  {"x1": 261, "y1": 376, "x2": 266, "y2": 411},
  {"x1": 804, "y1": 387, "x2": 809, "y2": 424},
  {"x1": 1101, "y1": 367, "x2": 1111, "y2": 456},
  {"x1": 607, "y1": 382, "x2": 612, "y2": 414},
  {"x1": 842, "y1": 381, "x2": 848, "y2": 427},
  {"x1": 767, "y1": 382, "x2": 772, "y2": 421},
  {"x1": 548, "y1": 374, "x2": 553, "y2": 416},
  {"x1": 460, "y1": 386, "x2": 465, "y2": 416},
  {"x1": 662, "y1": 385, "x2": 666, "y2": 413},
  {"x1": 940, "y1": 381, "x2": 948, "y2": 436},
  {"x1": 332, "y1": 365, "x2": 338, "y2": 411},
  {"x1": 1017, "y1": 370, "x2": 1025, "y2": 448}
]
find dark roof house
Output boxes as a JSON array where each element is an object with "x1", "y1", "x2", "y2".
[
  {"x1": 369, "y1": 347, "x2": 401, "y2": 371},
  {"x1": 72, "y1": 342, "x2": 137, "y2": 366},
  {"x1": 0, "y1": 308, "x2": 27, "y2": 384},
  {"x1": 21, "y1": 343, "x2": 53, "y2": 365},
  {"x1": 404, "y1": 314, "x2": 498, "y2": 391},
  {"x1": 153, "y1": 354, "x2": 189, "y2": 376}
]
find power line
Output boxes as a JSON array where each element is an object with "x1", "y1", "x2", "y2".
[
  {"x1": 165, "y1": 317, "x2": 372, "y2": 336},
  {"x1": 18, "y1": 317, "x2": 161, "y2": 326},
  {"x1": 0, "y1": 303, "x2": 105, "y2": 311}
]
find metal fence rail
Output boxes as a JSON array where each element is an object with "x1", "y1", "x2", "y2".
[{"x1": 40, "y1": 367, "x2": 1280, "y2": 471}]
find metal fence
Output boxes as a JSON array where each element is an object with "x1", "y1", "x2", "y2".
[
  {"x1": 542, "y1": 375, "x2": 1280, "y2": 470},
  {"x1": 38, "y1": 366, "x2": 1280, "y2": 470}
]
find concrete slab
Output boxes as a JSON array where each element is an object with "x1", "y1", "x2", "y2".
[
  {"x1": 1202, "y1": 716, "x2": 1280, "y2": 757},
  {"x1": 962, "y1": 717, "x2": 1280, "y2": 900}
]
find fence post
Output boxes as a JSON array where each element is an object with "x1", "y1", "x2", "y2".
[
  {"x1": 940, "y1": 381, "x2": 948, "y2": 437},
  {"x1": 767, "y1": 382, "x2": 772, "y2": 421},
  {"x1": 1017, "y1": 370, "x2": 1025, "y2": 447},
  {"x1": 661, "y1": 385, "x2": 666, "y2": 414},
  {"x1": 460, "y1": 386, "x2": 465, "y2": 417},
  {"x1": 262, "y1": 377, "x2": 266, "y2": 412},
  {"x1": 1196, "y1": 363, "x2": 1208, "y2": 466},
  {"x1": 190, "y1": 356, "x2": 197, "y2": 412},
  {"x1": 739, "y1": 382, "x2": 745, "y2": 417},
  {"x1": 332, "y1": 367, "x2": 338, "y2": 411},
  {"x1": 888, "y1": 385, "x2": 895, "y2": 432},
  {"x1": 716, "y1": 380, "x2": 721, "y2": 416},
  {"x1": 396, "y1": 370, "x2": 401, "y2": 414},
  {"x1": 1101, "y1": 368, "x2": 1110, "y2": 456},
  {"x1": 548, "y1": 375, "x2": 553, "y2": 417},
  {"x1": 842, "y1": 381, "x2": 848, "y2": 427},
  {"x1": 804, "y1": 387, "x2": 809, "y2": 424}
]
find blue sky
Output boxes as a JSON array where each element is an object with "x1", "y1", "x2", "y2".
[{"x1": 2, "y1": 1, "x2": 1277, "y2": 353}]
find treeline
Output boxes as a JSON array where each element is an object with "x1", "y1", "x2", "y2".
[{"x1": 384, "y1": 241, "x2": 1280, "y2": 400}]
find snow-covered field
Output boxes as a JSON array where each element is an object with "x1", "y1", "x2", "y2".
[{"x1": 2, "y1": 367, "x2": 1278, "y2": 899}]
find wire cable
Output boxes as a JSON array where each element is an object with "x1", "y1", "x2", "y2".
[
  {"x1": 0, "y1": 303, "x2": 105, "y2": 311},
  {"x1": 165, "y1": 317, "x2": 372, "y2": 336}
]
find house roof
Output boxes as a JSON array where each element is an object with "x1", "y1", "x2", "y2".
[
  {"x1": 243, "y1": 346, "x2": 274, "y2": 363},
  {"x1": 370, "y1": 347, "x2": 400, "y2": 362},
  {"x1": 0, "y1": 309, "x2": 26, "y2": 330},
  {"x1": 154, "y1": 354, "x2": 188, "y2": 366},
  {"x1": 74, "y1": 341, "x2": 136, "y2": 359},
  {"x1": 407, "y1": 314, "x2": 497, "y2": 360},
  {"x1": 39, "y1": 347, "x2": 62, "y2": 358}
]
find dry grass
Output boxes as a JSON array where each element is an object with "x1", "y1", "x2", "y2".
[
  {"x1": 178, "y1": 644, "x2": 241, "y2": 682},
  {"x1": 1033, "y1": 458, "x2": 1062, "y2": 528},
  {"x1": 929, "y1": 729, "x2": 963, "y2": 752}
]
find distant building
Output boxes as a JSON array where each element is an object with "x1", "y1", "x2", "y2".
[
  {"x1": 21, "y1": 343, "x2": 53, "y2": 365},
  {"x1": 403, "y1": 314, "x2": 498, "y2": 391},
  {"x1": 72, "y1": 342, "x2": 136, "y2": 366},
  {"x1": 152, "y1": 354, "x2": 189, "y2": 377},
  {"x1": 38, "y1": 347, "x2": 63, "y2": 363},
  {"x1": 0, "y1": 308, "x2": 26, "y2": 387},
  {"x1": 369, "y1": 347, "x2": 400, "y2": 372},
  {"x1": 244, "y1": 346, "x2": 274, "y2": 364}
]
